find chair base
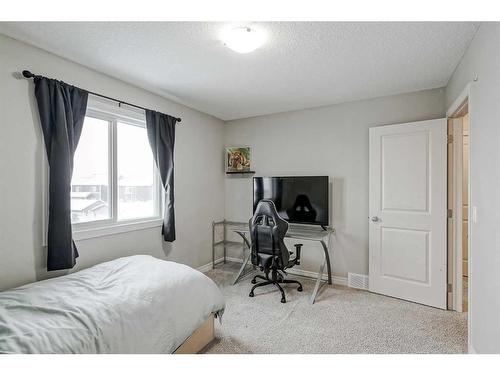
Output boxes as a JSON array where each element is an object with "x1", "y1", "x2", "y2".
[{"x1": 249, "y1": 274, "x2": 303, "y2": 303}]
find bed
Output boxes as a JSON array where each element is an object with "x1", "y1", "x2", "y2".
[{"x1": 0, "y1": 255, "x2": 225, "y2": 354}]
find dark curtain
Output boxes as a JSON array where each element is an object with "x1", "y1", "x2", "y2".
[
  {"x1": 145, "y1": 110, "x2": 177, "y2": 242},
  {"x1": 34, "y1": 76, "x2": 88, "y2": 270}
]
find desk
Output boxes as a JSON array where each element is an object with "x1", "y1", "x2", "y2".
[{"x1": 224, "y1": 222, "x2": 334, "y2": 304}]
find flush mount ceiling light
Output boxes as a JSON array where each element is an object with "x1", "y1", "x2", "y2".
[{"x1": 221, "y1": 27, "x2": 266, "y2": 54}]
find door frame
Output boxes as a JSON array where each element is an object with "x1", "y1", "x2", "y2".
[
  {"x1": 447, "y1": 116, "x2": 465, "y2": 312},
  {"x1": 446, "y1": 82, "x2": 472, "y2": 351}
]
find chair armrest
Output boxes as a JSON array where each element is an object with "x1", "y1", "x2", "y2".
[{"x1": 294, "y1": 243, "x2": 303, "y2": 265}]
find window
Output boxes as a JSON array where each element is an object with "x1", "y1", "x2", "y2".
[
  {"x1": 68, "y1": 97, "x2": 162, "y2": 239},
  {"x1": 116, "y1": 121, "x2": 158, "y2": 220},
  {"x1": 71, "y1": 117, "x2": 110, "y2": 223}
]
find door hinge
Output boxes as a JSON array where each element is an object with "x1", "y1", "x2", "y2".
[
  {"x1": 447, "y1": 283, "x2": 453, "y2": 293},
  {"x1": 448, "y1": 209, "x2": 453, "y2": 218},
  {"x1": 447, "y1": 134, "x2": 453, "y2": 143}
]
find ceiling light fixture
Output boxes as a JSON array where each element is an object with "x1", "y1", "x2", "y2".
[{"x1": 221, "y1": 27, "x2": 266, "y2": 54}]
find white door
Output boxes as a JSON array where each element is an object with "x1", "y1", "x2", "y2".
[{"x1": 369, "y1": 119, "x2": 447, "y2": 309}]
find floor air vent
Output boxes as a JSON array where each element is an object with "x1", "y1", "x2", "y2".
[{"x1": 348, "y1": 273, "x2": 369, "y2": 290}]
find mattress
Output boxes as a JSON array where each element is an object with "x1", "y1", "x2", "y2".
[{"x1": 0, "y1": 255, "x2": 225, "y2": 353}]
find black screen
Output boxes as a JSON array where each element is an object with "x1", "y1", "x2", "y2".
[{"x1": 253, "y1": 176, "x2": 329, "y2": 226}]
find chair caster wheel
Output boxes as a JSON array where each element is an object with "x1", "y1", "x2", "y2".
[
  {"x1": 249, "y1": 292, "x2": 254, "y2": 297},
  {"x1": 251, "y1": 279, "x2": 257, "y2": 284},
  {"x1": 297, "y1": 286, "x2": 303, "y2": 292},
  {"x1": 281, "y1": 298, "x2": 286, "y2": 303}
]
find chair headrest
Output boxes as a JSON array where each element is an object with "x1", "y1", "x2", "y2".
[{"x1": 252, "y1": 200, "x2": 288, "y2": 232}]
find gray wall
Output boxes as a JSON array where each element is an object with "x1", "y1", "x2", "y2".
[
  {"x1": 446, "y1": 23, "x2": 500, "y2": 354},
  {"x1": 0, "y1": 35, "x2": 225, "y2": 291},
  {"x1": 224, "y1": 89, "x2": 445, "y2": 278}
]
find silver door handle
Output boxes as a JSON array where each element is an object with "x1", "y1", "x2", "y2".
[{"x1": 370, "y1": 216, "x2": 380, "y2": 222}]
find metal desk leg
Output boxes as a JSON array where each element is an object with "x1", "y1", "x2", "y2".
[
  {"x1": 234, "y1": 231, "x2": 251, "y2": 250},
  {"x1": 320, "y1": 239, "x2": 332, "y2": 285},
  {"x1": 310, "y1": 260, "x2": 326, "y2": 304},
  {"x1": 233, "y1": 251, "x2": 251, "y2": 285},
  {"x1": 232, "y1": 231, "x2": 252, "y2": 285},
  {"x1": 309, "y1": 235, "x2": 332, "y2": 304}
]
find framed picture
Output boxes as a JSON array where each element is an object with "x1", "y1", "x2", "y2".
[{"x1": 225, "y1": 146, "x2": 252, "y2": 172}]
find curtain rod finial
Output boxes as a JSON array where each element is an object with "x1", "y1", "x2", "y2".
[{"x1": 22, "y1": 70, "x2": 35, "y2": 79}]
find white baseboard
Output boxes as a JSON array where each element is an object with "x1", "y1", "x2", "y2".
[
  {"x1": 197, "y1": 262, "x2": 213, "y2": 273},
  {"x1": 286, "y1": 267, "x2": 348, "y2": 286},
  {"x1": 198, "y1": 256, "x2": 348, "y2": 286},
  {"x1": 196, "y1": 257, "x2": 225, "y2": 273}
]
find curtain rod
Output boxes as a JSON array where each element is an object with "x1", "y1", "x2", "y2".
[{"x1": 21, "y1": 70, "x2": 182, "y2": 123}]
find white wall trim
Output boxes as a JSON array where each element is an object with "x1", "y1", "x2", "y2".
[
  {"x1": 197, "y1": 262, "x2": 213, "y2": 274},
  {"x1": 73, "y1": 218, "x2": 163, "y2": 241},
  {"x1": 447, "y1": 83, "x2": 471, "y2": 118},
  {"x1": 468, "y1": 343, "x2": 477, "y2": 354},
  {"x1": 451, "y1": 118, "x2": 464, "y2": 313},
  {"x1": 447, "y1": 82, "x2": 473, "y2": 353},
  {"x1": 197, "y1": 257, "x2": 225, "y2": 273},
  {"x1": 197, "y1": 256, "x2": 348, "y2": 286}
]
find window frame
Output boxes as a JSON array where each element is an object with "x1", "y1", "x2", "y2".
[{"x1": 43, "y1": 96, "x2": 164, "y2": 244}]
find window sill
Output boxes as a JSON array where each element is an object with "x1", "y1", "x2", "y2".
[{"x1": 72, "y1": 218, "x2": 163, "y2": 241}]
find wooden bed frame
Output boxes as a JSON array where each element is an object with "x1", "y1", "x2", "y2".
[{"x1": 173, "y1": 314, "x2": 215, "y2": 354}]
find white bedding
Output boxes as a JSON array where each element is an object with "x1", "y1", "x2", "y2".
[{"x1": 0, "y1": 255, "x2": 225, "y2": 353}]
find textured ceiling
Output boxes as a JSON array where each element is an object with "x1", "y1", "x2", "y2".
[{"x1": 0, "y1": 22, "x2": 479, "y2": 120}]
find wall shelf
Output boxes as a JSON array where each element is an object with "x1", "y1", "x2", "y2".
[{"x1": 225, "y1": 170, "x2": 255, "y2": 175}]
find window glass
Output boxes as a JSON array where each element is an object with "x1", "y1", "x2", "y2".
[
  {"x1": 71, "y1": 117, "x2": 110, "y2": 223},
  {"x1": 117, "y1": 121, "x2": 156, "y2": 221}
]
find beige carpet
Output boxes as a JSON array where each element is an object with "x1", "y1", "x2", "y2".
[{"x1": 202, "y1": 262, "x2": 467, "y2": 354}]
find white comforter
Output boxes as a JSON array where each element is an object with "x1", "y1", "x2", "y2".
[{"x1": 0, "y1": 255, "x2": 225, "y2": 353}]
